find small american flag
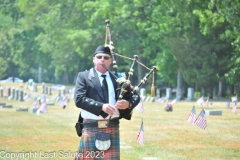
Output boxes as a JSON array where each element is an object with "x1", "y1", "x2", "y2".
[
  {"x1": 24, "y1": 93, "x2": 31, "y2": 101},
  {"x1": 37, "y1": 98, "x2": 48, "y2": 114},
  {"x1": 157, "y1": 97, "x2": 163, "y2": 104},
  {"x1": 165, "y1": 99, "x2": 169, "y2": 105},
  {"x1": 58, "y1": 98, "x2": 64, "y2": 107},
  {"x1": 196, "y1": 96, "x2": 204, "y2": 106},
  {"x1": 136, "y1": 121, "x2": 144, "y2": 146},
  {"x1": 170, "y1": 98, "x2": 177, "y2": 105},
  {"x1": 205, "y1": 98, "x2": 209, "y2": 107},
  {"x1": 31, "y1": 99, "x2": 38, "y2": 109},
  {"x1": 187, "y1": 106, "x2": 196, "y2": 124},
  {"x1": 64, "y1": 96, "x2": 69, "y2": 106},
  {"x1": 194, "y1": 109, "x2": 207, "y2": 130},
  {"x1": 232, "y1": 102, "x2": 237, "y2": 114}
]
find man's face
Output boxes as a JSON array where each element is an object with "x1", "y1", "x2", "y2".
[{"x1": 93, "y1": 53, "x2": 112, "y2": 73}]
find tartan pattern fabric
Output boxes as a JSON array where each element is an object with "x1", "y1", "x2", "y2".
[{"x1": 76, "y1": 121, "x2": 120, "y2": 160}]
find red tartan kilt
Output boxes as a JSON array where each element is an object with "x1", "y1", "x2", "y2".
[{"x1": 76, "y1": 125, "x2": 120, "y2": 160}]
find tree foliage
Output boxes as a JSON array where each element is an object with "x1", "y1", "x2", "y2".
[{"x1": 0, "y1": 0, "x2": 239, "y2": 95}]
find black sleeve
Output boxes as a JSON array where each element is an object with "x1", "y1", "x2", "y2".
[{"x1": 74, "y1": 72, "x2": 104, "y2": 116}]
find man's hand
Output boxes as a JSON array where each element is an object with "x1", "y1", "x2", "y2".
[
  {"x1": 102, "y1": 104, "x2": 117, "y2": 115},
  {"x1": 115, "y1": 99, "x2": 129, "y2": 110}
]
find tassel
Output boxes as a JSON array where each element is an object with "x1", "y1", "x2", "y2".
[
  {"x1": 151, "y1": 71, "x2": 155, "y2": 97},
  {"x1": 151, "y1": 84, "x2": 155, "y2": 97}
]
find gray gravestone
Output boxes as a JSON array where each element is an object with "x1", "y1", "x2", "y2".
[
  {"x1": 0, "y1": 103, "x2": 6, "y2": 108},
  {"x1": 14, "y1": 89, "x2": 19, "y2": 101},
  {"x1": 9, "y1": 88, "x2": 15, "y2": 100},
  {"x1": 176, "y1": 88, "x2": 183, "y2": 100},
  {"x1": 156, "y1": 89, "x2": 160, "y2": 98},
  {"x1": 18, "y1": 90, "x2": 24, "y2": 101},
  {"x1": 47, "y1": 101, "x2": 55, "y2": 106},
  {"x1": 57, "y1": 90, "x2": 61, "y2": 97},
  {"x1": 33, "y1": 83, "x2": 37, "y2": 92},
  {"x1": 41, "y1": 83, "x2": 45, "y2": 94},
  {"x1": 45, "y1": 86, "x2": 48, "y2": 95},
  {"x1": 62, "y1": 89, "x2": 66, "y2": 95},
  {"x1": 187, "y1": 88, "x2": 194, "y2": 101},
  {"x1": 16, "y1": 107, "x2": 28, "y2": 112},
  {"x1": 31, "y1": 108, "x2": 38, "y2": 113},
  {"x1": 0, "y1": 88, "x2": 3, "y2": 97},
  {"x1": 166, "y1": 88, "x2": 172, "y2": 100},
  {"x1": 205, "y1": 110, "x2": 222, "y2": 116},
  {"x1": 7, "y1": 87, "x2": 11, "y2": 97},
  {"x1": 48, "y1": 87, "x2": 52, "y2": 95},
  {"x1": 3, "y1": 105, "x2": 12, "y2": 108}
]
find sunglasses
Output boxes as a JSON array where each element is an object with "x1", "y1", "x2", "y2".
[{"x1": 95, "y1": 55, "x2": 111, "y2": 60}]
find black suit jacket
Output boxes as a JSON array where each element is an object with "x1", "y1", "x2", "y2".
[{"x1": 74, "y1": 68, "x2": 140, "y2": 120}]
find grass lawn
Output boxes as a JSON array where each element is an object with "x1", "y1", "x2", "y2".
[{"x1": 0, "y1": 83, "x2": 240, "y2": 160}]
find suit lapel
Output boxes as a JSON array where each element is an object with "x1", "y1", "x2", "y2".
[{"x1": 88, "y1": 68, "x2": 105, "y2": 102}]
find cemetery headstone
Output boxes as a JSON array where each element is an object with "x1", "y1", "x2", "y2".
[
  {"x1": 18, "y1": 90, "x2": 24, "y2": 101},
  {"x1": 7, "y1": 87, "x2": 11, "y2": 97},
  {"x1": 33, "y1": 83, "x2": 37, "y2": 92},
  {"x1": 166, "y1": 88, "x2": 172, "y2": 100},
  {"x1": 16, "y1": 107, "x2": 28, "y2": 112},
  {"x1": 48, "y1": 87, "x2": 52, "y2": 95},
  {"x1": 8, "y1": 88, "x2": 15, "y2": 100},
  {"x1": 140, "y1": 88, "x2": 146, "y2": 98},
  {"x1": 62, "y1": 89, "x2": 66, "y2": 96},
  {"x1": 31, "y1": 108, "x2": 38, "y2": 113},
  {"x1": 46, "y1": 86, "x2": 49, "y2": 95},
  {"x1": 14, "y1": 89, "x2": 19, "y2": 101},
  {"x1": 57, "y1": 90, "x2": 61, "y2": 97},
  {"x1": 156, "y1": 89, "x2": 160, "y2": 98},
  {"x1": 176, "y1": 88, "x2": 183, "y2": 100},
  {"x1": 205, "y1": 110, "x2": 222, "y2": 116},
  {"x1": 0, "y1": 88, "x2": 3, "y2": 97},
  {"x1": 0, "y1": 103, "x2": 6, "y2": 108},
  {"x1": 187, "y1": 88, "x2": 195, "y2": 101},
  {"x1": 41, "y1": 83, "x2": 45, "y2": 94},
  {"x1": 3, "y1": 105, "x2": 13, "y2": 108}
]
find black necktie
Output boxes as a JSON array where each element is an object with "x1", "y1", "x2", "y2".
[{"x1": 101, "y1": 75, "x2": 109, "y2": 103}]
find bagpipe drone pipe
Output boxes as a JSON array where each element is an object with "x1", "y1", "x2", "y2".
[{"x1": 103, "y1": 19, "x2": 157, "y2": 126}]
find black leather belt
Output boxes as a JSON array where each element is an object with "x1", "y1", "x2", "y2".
[{"x1": 83, "y1": 118, "x2": 119, "y2": 128}]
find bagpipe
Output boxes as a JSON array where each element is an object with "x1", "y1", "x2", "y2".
[{"x1": 103, "y1": 19, "x2": 157, "y2": 126}]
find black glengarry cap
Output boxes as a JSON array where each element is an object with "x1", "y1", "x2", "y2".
[{"x1": 94, "y1": 45, "x2": 111, "y2": 57}]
